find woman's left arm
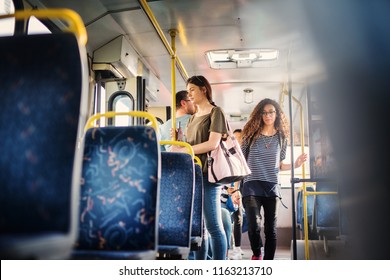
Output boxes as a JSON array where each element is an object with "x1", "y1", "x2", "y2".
[
  {"x1": 280, "y1": 153, "x2": 308, "y2": 171},
  {"x1": 169, "y1": 131, "x2": 222, "y2": 153},
  {"x1": 191, "y1": 131, "x2": 222, "y2": 154}
]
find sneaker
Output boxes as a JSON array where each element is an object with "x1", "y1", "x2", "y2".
[
  {"x1": 229, "y1": 247, "x2": 242, "y2": 260},
  {"x1": 251, "y1": 255, "x2": 263, "y2": 260},
  {"x1": 231, "y1": 246, "x2": 244, "y2": 255}
]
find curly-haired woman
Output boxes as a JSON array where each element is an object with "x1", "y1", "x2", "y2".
[{"x1": 241, "y1": 98, "x2": 307, "y2": 260}]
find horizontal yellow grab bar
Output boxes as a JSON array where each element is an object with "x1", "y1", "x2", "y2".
[{"x1": 304, "y1": 191, "x2": 338, "y2": 196}]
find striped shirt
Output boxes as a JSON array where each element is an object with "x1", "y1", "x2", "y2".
[{"x1": 241, "y1": 133, "x2": 287, "y2": 185}]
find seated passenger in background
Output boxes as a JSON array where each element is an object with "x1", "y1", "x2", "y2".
[
  {"x1": 220, "y1": 184, "x2": 234, "y2": 259},
  {"x1": 229, "y1": 128, "x2": 245, "y2": 260}
]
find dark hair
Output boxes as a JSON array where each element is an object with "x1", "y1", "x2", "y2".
[
  {"x1": 175, "y1": 90, "x2": 189, "y2": 109},
  {"x1": 186, "y1": 75, "x2": 215, "y2": 106},
  {"x1": 233, "y1": 129, "x2": 242, "y2": 134}
]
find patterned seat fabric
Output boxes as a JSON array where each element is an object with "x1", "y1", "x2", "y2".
[
  {"x1": 0, "y1": 33, "x2": 86, "y2": 259},
  {"x1": 314, "y1": 183, "x2": 339, "y2": 237},
  {"x1": 158, "y1": 152, "x2": 195, "y2": 257},
  {"x1": 74, "y1": 126, "x2": 159, "y2": 258}
]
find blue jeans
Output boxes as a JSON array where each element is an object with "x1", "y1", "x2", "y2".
[
  {"x1": 188, "y1": 231, "x2": 208, "y2": 260},
  {"x1": 196, "y1": 179, "x2": 227, "y2": 260},
  {"x1": 202, "y1": 217, "x2": 230, "y2": 260},
  {"x1": 220, "y1": 203, "x2": 233, "y2": 250}
]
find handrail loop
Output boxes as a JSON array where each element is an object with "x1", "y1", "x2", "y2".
[
  {"x1": 84, "y1": 111, "x2": 159, "y2": 132},
  {"x1": 159, "y1": 140, "x2": 194, "y2": 159}
]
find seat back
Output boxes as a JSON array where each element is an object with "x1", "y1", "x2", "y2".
[
  {"x1": 73, "y1": 126, "x2": 160, "y2": 259},
  {"x1": 158, "y1": 152, "x2": 195, "y2": 258},
  {"x1": 314, "y1": 183, "x2": 339, "y2": 237},
  {"x1": 296, "y1": 186, "x2": 315, "y2": 233},
  {"x1": 191, "y1": 164, "x2": 204, "y2": 250},
  {"x1": 0, "y1": 33, "x2": 88, "y2": 259}
]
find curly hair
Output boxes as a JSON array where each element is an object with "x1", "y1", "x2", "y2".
[{"x1": 242, "y1": 98, "x2": 290, "y2": 145}]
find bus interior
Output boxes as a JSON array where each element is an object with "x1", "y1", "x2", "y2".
[{"x1": 1, "y1": 0, "x2": 390, "y2": 260}]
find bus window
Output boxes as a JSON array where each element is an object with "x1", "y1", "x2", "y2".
[
  {"x1": 0, "y1": 0, "x2": 14, "y2": 37},
  {"x1": 27, "y1": 16, "x2": 51, "y2": 35},
  {"x1": 95, "y1": 84, "x2": 106, "y2": 127},
  {"x1": 108, "y1": 91, "x2": 135, "y2": 126}
]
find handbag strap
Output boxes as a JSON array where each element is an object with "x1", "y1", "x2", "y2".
[
  {"x1": 210, "y1": 106, "x2": 230, "y2": 140},
  {"x1": 223, "y1": 113, "x2": 232, "y2": 139},
  {"x1": 243, "y1": 136, "x2": 253, "y2": 160}
]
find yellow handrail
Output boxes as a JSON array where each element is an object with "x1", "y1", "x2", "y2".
[
  {"x1": 194, "y1": 156, "x2": 202, "y2": 168},
  {"x1": 0, "y1": 9, "x2": 87, "y2": 46},
  {"x1": 169, "y1": 29, "x2": 178, "y2": 141},
  {"x1": 306, "y1": 191, "x2": 337, "y2": 196},
  {"x1": 159, "y1": 140, "x2": 194, "y2": 158},
  {"x1": 84, "y1": 111, "x2": 158, "y2": 132},
  {"x1": 138, "y1": 0, "x2": 192, "y2": 142},
  {"x1": 138, "y1": 0, "x2": 189, "y2": 80},
  {"x1": 159, "y1": 141, "x2": 200, "y2": 167}
]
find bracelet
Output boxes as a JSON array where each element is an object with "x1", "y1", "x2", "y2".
[{"x1": 231, "y1": 189, "x2": 240, "y2": 194}]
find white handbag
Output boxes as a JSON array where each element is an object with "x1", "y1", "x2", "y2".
[{"x1": 207, "y1": 121, "x2": 251, "y2": 184}]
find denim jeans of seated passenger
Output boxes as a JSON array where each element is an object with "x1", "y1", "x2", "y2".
[
  {"x1": 194, "y1": 179, "x2": 227, "y2": 260},
  {"x1": 220, "y1": 203, "x2": 233, "y2": 250}
]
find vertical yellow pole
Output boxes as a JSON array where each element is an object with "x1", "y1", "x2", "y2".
[{"x1": 169, "y1": 29, "x2": 178, "y2": 141}]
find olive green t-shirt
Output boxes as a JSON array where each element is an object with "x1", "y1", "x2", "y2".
[{"x1": 185, "y1": 106, "x2": 227, "y2": 173}]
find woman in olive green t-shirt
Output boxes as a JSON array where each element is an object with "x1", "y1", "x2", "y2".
[{"x1": 177, "y1": 75, "x2": 228, "y2": 260}]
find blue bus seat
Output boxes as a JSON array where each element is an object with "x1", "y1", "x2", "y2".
[
  {"x1": 158, "y1": 152, "x2": 195, "y2": 259},
  {"x1": 72, "y1": 126, "x2": 160, "y2": 260},
  {"x1": 296, "y1": 186, "x2": 316, "y2": 239},
  {"x1": 190, "y1": 164, "x2": 204, "y2": 251},
  {"x1": 0, "y1": 33, "x2": 88, "y2": 259},
  {"x1": 313, "y1": 183, "x2": 340, "y2": 239}
]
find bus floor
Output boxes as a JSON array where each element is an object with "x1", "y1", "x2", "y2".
[
  {"x1": 238, "y1": 247, "x2": 291, "y2": 260},
  {"x1": 238, "y1": 227, "x2": 351, "y2": 260},
  {"x1": 233, "y1": 227, "x2": 292, "y2": 260}
]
